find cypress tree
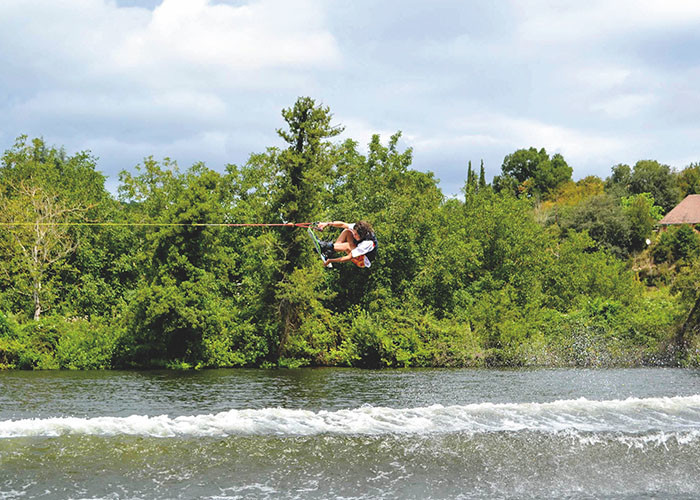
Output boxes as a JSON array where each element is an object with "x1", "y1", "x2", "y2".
[{"x1": 479, "y1": 159, "x2": 487, "y2": 190}]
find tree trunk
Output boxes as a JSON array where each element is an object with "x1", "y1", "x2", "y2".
[
  {"x1": 32, "y1": 244, "x2": 42, "y2": 320},
  {"x1": 33, "y1": 282, "x2": 42, "y2": 321}
]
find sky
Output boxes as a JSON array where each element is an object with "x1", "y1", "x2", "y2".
[{"x1": 2, "y1": 0, "x2": 700, "y2": 196}]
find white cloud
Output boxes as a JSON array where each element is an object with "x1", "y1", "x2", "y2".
[
  {"x1": 590, "y1": 93, "x2": 657, "y2": 118},
  {"x1": 2, "y1": 0, "x2": 700, "y2": 197},
  {"x1": 116, "y1": 0, "x2": 340, "y2": 82},
  {"x1": 0, "y1": 0, "x2": 339, "y2": 90},
  {"x1": 14, "y1": 90, "x2": 228, "y2": 122},
  {"x1": 0, "y1": 0, "x2": 340, "y2": 177},
  {"x1": 513, "y1": 0, "x2": 700, "y2": 47},
  {"x1": 572, "y1": 66, "x2": 634, "y2": 91},
  {"x1": 412, "y1": 112, "x2": 628, "y2": 175},
  {"x1": 498, "y1": 116, "x2": 625, "y2": 162},
  {"x1": 407, "y1": 133, "x2": 499, "y2": 153}
]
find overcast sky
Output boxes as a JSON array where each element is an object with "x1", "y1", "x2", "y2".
[{"x1": 2, "y1": 0, "x2": 700, "y2": 195}]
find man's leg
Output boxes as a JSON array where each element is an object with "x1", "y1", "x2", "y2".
[
  {"x1": 320, "y1": 229, "x2": 356, "y2": 257},
  {"x1": 332, "y1": 229, "x2": 357, "y2": 254}
]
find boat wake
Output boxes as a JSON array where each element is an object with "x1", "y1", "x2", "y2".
[{"x1": 2, "y1": 395, "x2": 700, "y2": 439}]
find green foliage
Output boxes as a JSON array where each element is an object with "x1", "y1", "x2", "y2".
[
  {"x1": 0, "y1": 311, "x2": 12, "y2": 337},
  {"x1": 559, "y1": 191, "x2": 664, "y2": 256},
  {"x1": 1, "y1": 136, "x2": 108, "y2": 207},
  {"x1": 0, "y1": 136, "x2": 115, "y2": 321},
  {"x1": 0, "y1": 315, "x2": 122, "y2": 370},
  {"x1": 275, "y1": 266, "x2": 339, "y2": 366},
  {"x1": 677, "y1": 163, "x2": 700, "y2": 198},
  {"x1": 503, "y1": 290, "x2": 678, "y2": 368},
  {"x1": 652, "y1": 226, "x2": 700, "y2": 264},
  {"x1": 55, "y1": 318, "x2": 119, "y2": 370},
  {"x1": 547, "y1": 176, "x2": 605, "y2": 208},
  {"x1": 495, "y1": 147, "x2": 572, "y2": 198},
  {"x1": 621, "y1": 193, "x2": 663, "y2": 251},
  {"x1": 479, "y1": 160, "x2": 487, "y2": 190},
  {"x1": 330, "y1": 307, "x2": 482, "y2": 368},
  {"x1": 543, "y1": 231, "x2": 638, "y2": 312},
  {"x1": 605, "y1": 163, "x2": 632, "y2": 196},
  {"x1": 0, "y1": 311, "x2": 19, "y2": 369},
  {"x1": 0, "y1": 101, "x2": 693, "y2": 370},
  {"x1": 559, "y1": 194, "x2": 631, "y2": 257},
  {"x1": 628, "y1": 160, "x2": 680, "y2": 213}
]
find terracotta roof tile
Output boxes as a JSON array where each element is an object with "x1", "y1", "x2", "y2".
[{"x1": 658, "y1": 194, "x2": 700, "y2": 225}]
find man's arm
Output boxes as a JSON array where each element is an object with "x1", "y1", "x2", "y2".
[
  {"x1": 324, "y1": 253, "x2": 353, "y2": 266},
  {"x1": 317, "y1": 221, "x2": 350, "y2": 231}
]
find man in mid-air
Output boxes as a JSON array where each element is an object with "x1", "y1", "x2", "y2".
[{"x1": 317, "y1": 220, "x2": 377, "y2": 268}]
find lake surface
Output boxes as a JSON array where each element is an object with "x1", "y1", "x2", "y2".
[{"x1": 1, "y1": 368, "x2": 699, "y2": 499}]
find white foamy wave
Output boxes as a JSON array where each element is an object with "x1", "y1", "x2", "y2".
[{"x1": 2, "y1": 395, "x2": 700, "y2": 439}]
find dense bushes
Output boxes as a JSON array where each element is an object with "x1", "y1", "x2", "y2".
[
  {"x1": 0, "y1": 314, "x2": 119, "y2": 369},
  {"x1": 653, "y1": 225, "x2": 700, "y2": 264},
  {"x1": 1, "y1": 99, "x2": 699, "y2": 370}
]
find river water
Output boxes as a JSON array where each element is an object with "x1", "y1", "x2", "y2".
[{"x1": 1, "y1": 368, "x2": 699, "y2": 499}]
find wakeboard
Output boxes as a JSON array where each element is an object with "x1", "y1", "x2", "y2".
[{"x1": 308, "y1": 226, "x2": 332, "y2": 268}]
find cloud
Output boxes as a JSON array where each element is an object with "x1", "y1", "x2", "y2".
[
  {"x1": 590, "y1": 93, "x2": 657, "y2": 119},
  {"x1": 2, "y1": 0, "x2": 700, "y2": 198},
  {"x1": 513, "y1": 0, "x2": 700, "y2": 48},
  {"x1": 407, "y1": 112, "x2": 630, "y2": 182},
  {"x1": 1, "y1": 0, "x2": 339, "y2": 89},
  {"x1": 114, "y1": 0, "x2": 341, "y2": 90},
  {"x1": 14, "y1": 90, "x2": 228, "y2": 123},
  {"x1": 0, "y1": 0, "x2": 340, "y2": 183}
]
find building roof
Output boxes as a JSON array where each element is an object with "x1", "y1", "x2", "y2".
[{"x1": 658, "y1": 194, "x2": 700, "y2": 225}]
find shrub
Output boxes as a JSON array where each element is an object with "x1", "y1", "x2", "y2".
[
  {"x1": 55, "y1": 317, "x2": 119, "y2": 369},
  {"x1": 653, "y1": 225, "x2": 700, "y2": 264},
  {"x1": 329, "y1": 307, "x2": 482, "y2": 368},
  {"x1": 0, "y1": 312, "x2": 23, "y2": 369},
  {"x1": 14, "y1": 318, "x2": 63, "y2": 369},
  {"x1": 0, "y1": 311, "x2": 13, "y2": 338}
]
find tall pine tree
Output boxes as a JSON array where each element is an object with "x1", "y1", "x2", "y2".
[
  {"x1": 274, "y1": 97, "x2": 342, "y2": 358},
  {"x1": 479, "y1": 159, "x2": 487, "y2": 190}
]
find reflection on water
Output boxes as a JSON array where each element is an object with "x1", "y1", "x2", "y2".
[{"x1": 2, "y1": 367, "x2": 700, "y2": 420}]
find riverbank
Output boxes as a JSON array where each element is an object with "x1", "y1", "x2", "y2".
[{"x1": 0, "y1": 308, "x2": 696, "y2": 370}]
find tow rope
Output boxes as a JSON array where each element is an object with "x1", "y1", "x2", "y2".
[{"x1": 0, "y1": 222, "x2": 316, "y2": 228}]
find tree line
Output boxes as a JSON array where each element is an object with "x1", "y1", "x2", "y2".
[{"x1": 1, "y1": 97, "x2": 699, "y2": 369}]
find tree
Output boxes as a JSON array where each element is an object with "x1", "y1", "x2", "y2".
[
  {"x1": 273, "y1": 97, "x2": 343, "y2": 359},
  {"x1": 672, "y1": 258, "x2": 700, "y2": 351},
  {"x1": 274, "y1": 98, "x2": 342, "y2": 269},
  {"x1": 0, "y1": 137, "x2": 107, "y2": 320},
  {"x1": 0, "y1": 183, "x2": 86, "y2": 320},
  {"x1": 534, "y1": 153, "x2": 572, "y2": 196},
  {"x1": 621, "y1": 193, "x2": 663, "y2": 251},
  {"x1": 652, "y1": 225, "x2": 700, "y2": 264},
  {"x1": 605, "y1": 163, "x2": 632, "y2": 197},
  {"x1": 117, "y1": 161, "x2": 246, "y2": 367},
  {"x1": 549, "y1": 176, "x2": 604, "y2": 207},
  {"x1": 542, "y1": 230, "x2": 637, "y2": 312},
  {"x1": 466, "y1": 160, "x2": 476, "y2": 193},
  {"x1": 629, "y1": 160, "x2": 680, "y2": 213},
  {"x1": 495, "y1": 147, "x2": 572, "y2": 198},
  {"x1": 677, "y1": 163, "x2": 700, "y2": 198},
  {"x1": 559, "y1": 193, "x2": 631, "y2": 257}
]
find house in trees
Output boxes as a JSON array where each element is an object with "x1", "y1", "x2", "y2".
[{"x1": 658, "y1": 194, "x2": 700, "y2": 226}]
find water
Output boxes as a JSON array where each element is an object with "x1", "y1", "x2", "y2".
[{"x1": 1, "y1": 368, "x2": 699, "y2": 499}]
